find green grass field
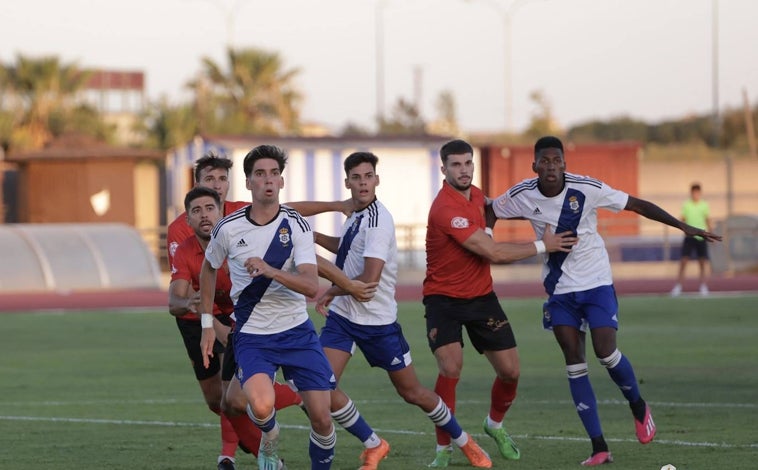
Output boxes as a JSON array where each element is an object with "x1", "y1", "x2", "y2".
[{"x1": 1, "y1": 294, "x2": 757, "y2": 470}]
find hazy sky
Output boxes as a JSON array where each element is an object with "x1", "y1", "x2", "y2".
[{"x1": 2, "y1": 0, "x2": 756, "y2": 134}]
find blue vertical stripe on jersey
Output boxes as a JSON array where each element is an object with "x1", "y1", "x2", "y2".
[
  {"x1": 234, "y1": 218, "x2": 294, "y2": 333},
  {"x1": 335, "y1": 214, "x2": 364, "y2": 269},
  {"x1": 544, "y1": 188, "x2": 585, "y2": 295}
]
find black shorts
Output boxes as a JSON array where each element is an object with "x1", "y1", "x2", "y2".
[
  {"x1": 175, "y1": 314, "x2": 231, "y2": 381},
  {"x1": 681, "y1": 236, "x2": 709, "y2": 259},
  {"x1": 423, "y1": 292, "x2": 517, "y2": 354},
  {"x1": 221, "y1": 331, "x2": 237, "y2": 382}
]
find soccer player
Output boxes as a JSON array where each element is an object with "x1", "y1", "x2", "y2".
[
  {"x1": 170, "y1": 186, "x2": 311, "y2": 469},
  {"x1": 166, "y1": 154, "x2": 250, "y2": 469},
  {"x1": 490, "y1": 136, "x2": 721, "y2": 466},
  {"x1": 314, "y1": 152, "x2": 493, "y2": 469},
  {"x1": 167, "y1": 152, "x2": 356, "y2": 470},
  {"x1": 671, "y1": 182, "x2": 712, "y2": 296},
  {"x1": 424, "y1": 139, "x2": 577, "y2": 468},
  {"x1": 198, "y1": 144, "x2": 339, "y2": 470}
]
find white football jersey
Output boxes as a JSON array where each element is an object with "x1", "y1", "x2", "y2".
[
  {"x1": 329, "y1": 199, "x2": 398, "y2": 325},
  {"x1": 492, "y1": 173, "x2": 629, "y2": 295},
  {"x1": 205, "y1": 204, "x2": 316, "y2": 334}
]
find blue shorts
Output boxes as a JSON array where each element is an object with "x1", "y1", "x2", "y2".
[
  {"x1": 320, "y1": 312, "x2": 412, "y2": 371},
  {"x1": 542, "y1": 285, "x2": 619, "y2": 331},
  {"x1": 234, "y1": 318, "x2": 336, "y2": 392}
]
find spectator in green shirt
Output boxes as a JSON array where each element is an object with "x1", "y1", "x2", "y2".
[{"x1": 671, "y1": 183, "x2": 712, "y2": 296}]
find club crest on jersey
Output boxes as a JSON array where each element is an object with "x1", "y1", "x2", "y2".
[
  {"x1": 451, "y1": 216, "x2": 469, "y2": 229},
  {"x1": 348, "y1": 216, "x2": 362, "y2": 236},
  {"x1": 569, "y1": 196, "x2": 580, "y2": 212},
  {"x1": 279, "y1": 227, "x2": 291, "y2": 245}
]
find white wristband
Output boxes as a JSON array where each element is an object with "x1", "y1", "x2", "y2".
[
  {"x1": 533, "y1": 240, "x2": 546, "y2": 254},
  {"x1": 484, "y1": 227, "x2": 494, "y2": 238},
  {"x1": 200, "y1": 313, "x2": 214, "y2": 329}
]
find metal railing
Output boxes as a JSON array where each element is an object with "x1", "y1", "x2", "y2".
[{"x1": 136, "y1": 215, "x2": 758, "y2": 274}]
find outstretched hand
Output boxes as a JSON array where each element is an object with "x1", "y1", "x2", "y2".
[
  {"x1": 542, "y1": 225, "x2": 578, "y2": 252},
  {"x1": 347, "y1": 279, "x2": 378, "y2": 302},
  {"x1": 200, "y1": 325, "x2": 217, "y2": 369},
  {"x1": 682, "y1": 225, "x2": 722, "y2": 242},
  {"x1": 340, "y1": 198, "x2": 357, "y2": 217},
  {"x1": 315, "y1": 289, "x2": 335, "y2": 317}
]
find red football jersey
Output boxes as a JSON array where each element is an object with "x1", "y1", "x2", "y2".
[
  {"x1": 166, "y1": 200, "x2": 248, "y2": 320},
  {"x1": 166, "y1": 200, "x2": 249, "y2": 267},
  {"x1": 423, "y1": 181, "x2": 493, "y2": 299},
  {"x1": 170, "y1": 235, "x2": 234, "y2": 316}
]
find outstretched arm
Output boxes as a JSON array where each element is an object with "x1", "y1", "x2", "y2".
[
  {"x1": 625, "y1": 196, "x2": 722, "y2": 242},
  {"x1": 287, "y1": 199, "x2": 354, "y2": 217},
  {"x1": 461, "y1": 227, "x2": 577, "y2": 264},
  {"x1": 316, "y1": 254, "x2": 377, "y2": 302},
  {"x1": 314, "y1": 231, "x2": 341, "y2": 254},
  {"x1": 198, "y1": 259, "x2": 219, "y2": 369},
  {"x1": 168, "y1": 279, "x2": 200, "y2": 317}
]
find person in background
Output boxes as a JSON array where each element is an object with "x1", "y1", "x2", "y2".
[{"x1": 670, "y1": 183, "x2": 712, "y2": 297}]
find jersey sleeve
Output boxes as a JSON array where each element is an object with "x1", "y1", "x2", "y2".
[
  {"x1": 595, "y1": 182, "x2": 629, "y2": 213},
  {"x1": 492, "y1": 191, "x2": 526, "y2": 219},
  {"x1": 205, "y1": 227, "x2": 229, "y2": 270},
  {"x1": 291, "y1": 216, "x2": 317, "y2": 267},
  {"x1": 170, "y1": 244, "x2": 193, "y2": 282},
  {"x1": 166, "y1": 214, "x2": 193, "y2": 267},
  {"x1": 363, "y1": 223, "x2": 393, "y2": 262},
  {"x1": 430, "y1": 203, "x2": 479, "y2": 245}
]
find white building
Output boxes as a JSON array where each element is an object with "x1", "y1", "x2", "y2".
[{"x1": 167, "y1": 135, "x2": 481, "y2": 265}]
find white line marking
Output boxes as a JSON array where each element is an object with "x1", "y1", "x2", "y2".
[
  {"x1": 1, "y1": 415, "x2": 755, "y2": 449},
  {"x1": 1, "y1": 398, "x2": 754, "y2": 409}
]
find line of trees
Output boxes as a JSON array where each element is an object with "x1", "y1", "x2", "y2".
[{"x1": 1, "y1": 50, "x2": 755, "y2": 155}]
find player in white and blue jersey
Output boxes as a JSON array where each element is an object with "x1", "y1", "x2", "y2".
[
  {"x1": 199, "y1": 145, "x2": 337, "y2": 470},
  {"x1": 314, "y1": 152, "x2": 492, "y2": 470},
  {"x1": 490, "y1": 136, "x2": 721, "y2": 467}
]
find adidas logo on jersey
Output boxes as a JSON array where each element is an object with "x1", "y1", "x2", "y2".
[
  {"x1": 236, "y1": 238, "x2": 248, "y2": 247},
  {"x1": 533, "y1": 207, "x2": 542, "y2": 215}
]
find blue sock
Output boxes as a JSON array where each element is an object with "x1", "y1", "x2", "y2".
[
  {"x1": 427, "y1": 397, "x2": 463, "y2": 440},
  {"x1": 331, "y1": 399, "x2": 376, "y2": 443},
  {"x1": 567, "y1": 363, "x2": 603, "y2": 438},
  {"x1": 309, "y1": 427, "x2": 336, "y2": 470},
  {"x1": 600, "y1": 349, "x2": 641, "y2": 404}
]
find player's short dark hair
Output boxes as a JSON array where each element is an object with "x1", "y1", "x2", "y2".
[
  {"x1": 439, "y1": 139, "x2": 474, "y2": 164},
  {"x1": 184, "y1": 186, "x2": 221, "y2": 212},
  {"x1": 243, "y1": 145, "x2": 287, "y2": 177},
  {"x1": 534, "y1": 136, "x2": 564, "y2": 159},
  {"x1": 691, "y1": 183, "x2": 702, "y2": 192},
  {"x1": 344, "y1": 151, "x2": 378, "y2": 176},
  {"x1": 194, "y1": 151, "x2": 233, "y2": 183}
]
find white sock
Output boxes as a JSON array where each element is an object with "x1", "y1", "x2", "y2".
[{"x1": 486, "y1": 416, "x2": 502, "y2": 429}]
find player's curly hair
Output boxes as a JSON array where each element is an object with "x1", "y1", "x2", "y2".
[{"x1": 193, "y1": 151, "x2": 233, "y2": 183}]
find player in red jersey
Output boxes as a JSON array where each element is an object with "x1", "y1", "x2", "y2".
[
  {"x1": 167, "y1": 152, "x2": 359, "y2": 470},
  {"x1": 423, "y1": 139, "x2": 576, "y2": 467}
]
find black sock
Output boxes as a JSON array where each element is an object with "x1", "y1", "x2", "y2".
[
  {"x1": 591, "y1": 435, "x2": 608, "y2": 455},
  {"x1": 630, "y1": 398, "x2": 647, "y2": 422}
]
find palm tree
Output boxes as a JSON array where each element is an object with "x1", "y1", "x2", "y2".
[
  {"x1": 197, "y1": 47, "x2": 303, "y2": 135},
  {"x1": 1, "y1": 54, "x2": 94, "y2": 151},
  {"x1": 141, "y1": 97, "x2": 199, "y2": 150}
]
